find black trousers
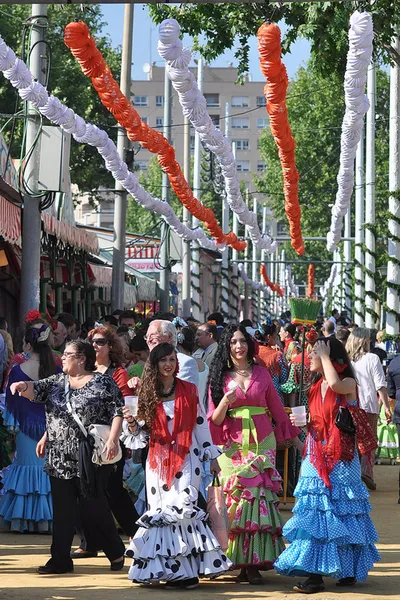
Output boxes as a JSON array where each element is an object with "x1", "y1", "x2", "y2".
[{"x1": 49, "y1": 469, "x2": 125, "y2": 571}]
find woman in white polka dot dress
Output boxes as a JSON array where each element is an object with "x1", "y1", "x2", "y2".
[
  {"x1": 275, "y1": 338, "x2": 380, "y2": 593},
  {"x1": 124, "y1": 343, "x2": 232, "y2": 589}
]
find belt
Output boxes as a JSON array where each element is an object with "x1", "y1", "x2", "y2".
[{"x1": 227, "y1": 406, "x2": 266, "y2": 456}]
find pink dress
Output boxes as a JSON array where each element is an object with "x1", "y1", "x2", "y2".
[{"x1": 207, "y1": 364, "x2": 299, "y2": 570}]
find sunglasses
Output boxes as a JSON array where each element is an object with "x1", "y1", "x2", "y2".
[{"x1": 90, "y1": 338, "x2": 109, "y2": 346}]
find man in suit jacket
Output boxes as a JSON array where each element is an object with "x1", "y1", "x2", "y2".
[{"x1": 194, "y1": 323, "x2": 219, "y2": 368}]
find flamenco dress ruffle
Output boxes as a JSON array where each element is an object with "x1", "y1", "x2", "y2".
[
  {"x1": 376, "y1": 404, "x2": 398, "y2": 462},
  {"x1": 127, "y1": 484, "x2": 232, "y2": 582},
  {"x1": 274, "y1": 446, "x2": 380, "y2": 582},
  {"x1": 219, "y1": 432, "x2": 285, "y2": 569},
  {"x1": 0, "y1": 409, "x2": 52, "y2": 533}
]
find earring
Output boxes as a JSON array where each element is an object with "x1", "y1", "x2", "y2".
[
  {"x1": 23, "y1": 351, "x2": 31, "y2": 360},
  {"x1": 247, "y1": 358, "x2": 253, "y2": 366},
  {"x1": 227, "y1": 358, "x2": 232, "y2": 369}
]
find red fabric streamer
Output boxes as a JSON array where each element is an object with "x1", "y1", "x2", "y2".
[
  {"x1": 64, "y1": 21, "x2": 246, "y2": 252},
  {"x1": 307, "y1": 264, "x2": 315, "y2": 298},
  {"x1": 260, "y1": 264, "x2": 284, "y2": 297},
  {"x1": 257, "y1": 23, "x2": 304, "y2": 255}
]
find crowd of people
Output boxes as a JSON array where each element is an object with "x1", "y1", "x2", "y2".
[{"x1": 0, "y1": 305, "x2": 395, "y2": 592}]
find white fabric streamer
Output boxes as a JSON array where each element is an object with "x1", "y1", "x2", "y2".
[
  {"x1": 238, "y1": 263, "x2": 271, "y2": 296},
  {"x1": 319, "y1": 265, "x2": 337, "y2": 313},
  {"x1": 157, "y1": 19, "x2": 276, "y2": 253},
  {"x1": 326, "y1": 11, "x2": 373, "y2": 251},
  {"x1": 0, "y1": 35, "x2": 222, "y2": 252},
  {"x1": 285, "y1": 266, "x2": 298, "y2": 297}
]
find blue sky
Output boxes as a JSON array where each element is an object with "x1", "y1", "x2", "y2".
[{"x1": 100, "y1": 4, "x2": 311, "y2": 82}]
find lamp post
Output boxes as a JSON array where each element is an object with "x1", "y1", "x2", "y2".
[{"x1": 211, "y1": 262, "x2": 221, "y2": 312}]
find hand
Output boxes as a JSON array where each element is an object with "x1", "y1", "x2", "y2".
[
  {"x1": 210, "y1": 458, "x2": 220, "y2": 474},
  {"x1": 122, "y1": 406, "x2": 135, "y2": 420},
  {"x1": 128, "y1": 377, "x2": 141, "y2": 392},
  {"x1": 10, "y1": 381, "x2": 27, "y2": 396},
  {"x1": 223, "y1": 389, "x2": 237, "y2": 406},
  {"x1": 289, "y1": 413, "x2": 297, "y2": 426},
  {"x1": 104, "y1": 438, "x2": 119, "y2": 461},
  {"x1": 313, "y1": 340, "x2": 330, "y2": 358},
  {"x1": 36, "y1": 438, "x2": 46, "y2": 458},
  {"x1": 385, "y1": 408, "x2": 392, "y2": 423}
]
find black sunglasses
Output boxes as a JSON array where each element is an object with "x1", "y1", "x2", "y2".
[{"x1": 90, "y1": 338, "x2": 109, "y2": 346}]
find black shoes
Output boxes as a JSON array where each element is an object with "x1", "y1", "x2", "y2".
[
  {"x1": 37, "y1": 565, "x2": 74, "y2": 575},
  {"x1": 110, "y1": 557, "x2": 125, "y2": 571},
  {"x1": 70, "y1": 549, "x2": 98, "y2": 559}
]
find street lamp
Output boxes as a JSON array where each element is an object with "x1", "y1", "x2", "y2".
[{"x1": 211, "y1": 262, "x2": 221, "y2": 312}]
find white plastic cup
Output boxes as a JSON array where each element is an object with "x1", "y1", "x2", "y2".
[
  {"x1": 291, "y1": 405, "x2": 307, "y2": 427},
  {"x1": 125, "y1": 395, "x2": 138, "y2": 417}
]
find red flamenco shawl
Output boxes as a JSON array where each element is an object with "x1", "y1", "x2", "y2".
[
  {"x1": 307, "y1": 378, "x2": 377, "y2": 488},
  {"x1": 148, "y1": 378, "x2": 198, "y2": 488}
]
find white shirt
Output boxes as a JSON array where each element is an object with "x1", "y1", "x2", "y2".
[
  {"x1": 177, "y1": 352, "x2": 199, "y2": 388},
  {"x1": 351, "y1": 352, "x2": 387, "y2": 414}
]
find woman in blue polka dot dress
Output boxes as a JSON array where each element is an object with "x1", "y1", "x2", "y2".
[{"x1": 275, "y1": 337, "x2": 380, "y2": 593}]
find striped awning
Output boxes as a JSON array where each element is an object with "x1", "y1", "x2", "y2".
[{"x1": 0, "y1": 195, "x2": 21, "y2": 246}]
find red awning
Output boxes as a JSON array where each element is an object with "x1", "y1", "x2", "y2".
[{"x1": 0, "y1": 195, "x2": 21, "y2": 246}]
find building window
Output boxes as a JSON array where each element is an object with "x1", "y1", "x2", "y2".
[
  {"x1": 141, "y1": 116, "x2": 148, "y2": 124},
  {"x1": 136, "y1": 160, "x2": 148, "y2": 172},
  {"x1": 257, "y1": 117, "x2": 269, "y2": 129},
  {"x1": 257, "y1": 162, "x2": 266, "y2": 172},
  {"x1": 277, "y1": 221, "x2": 287, "y2": 235},
  {"x1": 205, "y1": 93, "x2": 219, "y2": 107},
  {"x1": 133, "y1": 95, "x2": 148, "y2": 107},
  {"x1": 234, "y1": 139, "x2": 249, "y2": 151},
  {"x1": 232, "y1": 96, "x2": 249, "y2": 107},
  {"x1": 236, "y1": 160, "x2": 250, "y2": 172},
  {"x1": 156, "y1": 116, "x2": 163, "y2": 128},
  {"x1": 257, "y1": 138, "x2": 263, "y2": 150},
  {"x1": 156, "y1": 95, "x2": 164, "y2": 107},
  {"x1": 232, "y1": 117, "x2": 249, "y2": 129},
  {"x1": 210, "y1": 114, "x2": 220, "y2": 127},
  {"x1": 256, "y1": 96, "x2": 266, "y2": 107}
]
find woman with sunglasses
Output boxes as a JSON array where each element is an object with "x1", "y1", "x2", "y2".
[
  {"x1": 10, "y1": 340, "x2": 125, "y2": 574},
  {"x1": 70, "y1": 326, "x2": 139, "y2": 559}
]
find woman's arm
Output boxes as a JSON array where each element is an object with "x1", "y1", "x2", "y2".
[
  {"x1": 315, "y1": 341, "x2": 356, "y2": 396},
  {"x1": 113, "y1": 367, "x2": 131, "y2": 397},
  {"x1": 9, "y1": 380, "x2": 34, "y2": 400},
  {"x1": 377, "y1": 386, "x2": 392, "y2": 421},
  {"x1": 210, "y1": 389, "x2": 237, "y2": 426},
  {"x1": 104, "y1": 416, "x2": 123, "y2": 461}
]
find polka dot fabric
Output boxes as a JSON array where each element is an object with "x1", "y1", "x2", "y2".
[{"x1": 274, "y1": 444, "x2": 380, "y2": 581}]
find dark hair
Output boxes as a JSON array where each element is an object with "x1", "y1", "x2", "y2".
[
  {"x1": 81, "y1": 318, "x2": 96, "y2": 339},
  {"x1": 240, "y1": 319, "x2": 253, "y2": 328},
  {"x1": 255, "y1": 321, "x2": 277, "y2": 343},
  {"x1": 308, "y1": 336, "x2": 355, "y2": 389},
  {"x1": 56, "y1": 312, "x2": 75, "y2": 330},
  {"x1": 199, "y1": 322, "x2": 218, "y2": 340},
  {"x1": 112, "y1": 309, "x2": 124, "y2": 316},
  {"x1": 152, "y1": 312, "x2": 176, "y2": 322},
  {"x1": 138, "y1": 343, "x2": 177, "y2": 426},
  {"x1": 103, "y1": 314, "x2": 118, "y2": 327},
  {"x1": 209, "y1": 325, "x2": 255, "y2": 408},
  {"x1": 87, "y1": 325, "x2": 124, "y2": 367},
  {"x1": 178, "y1": 326, "x2": 195, "y2": 354},
  {"x1": 208, "y1": 312, "x2": 224, "y2": 327},
  {"x1": 0, "y1": 317, "x2": 7, "y2": 330},
  {"x1": 336, "y1": 326, "x2": 350, "y2": 345},
  {"x1": 283, "y1": 323, "x2": 297, "y2": 338},
  {"x1": 66, "y1": 340, "x2": 96, "y2": 371},
  {"x1": 25, "y1": 323, "x2": 57, "y2": 379},
  {"x1": 332, "y1": 309, "x2": 339, "y2": 317},
  {"x1": 128, "y1": 331, "x2": 148, "y2": 353},
  {"x1": 119, "y1": 310, "x2": 137, "y2": 322}
]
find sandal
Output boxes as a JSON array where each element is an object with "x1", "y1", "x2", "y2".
[
  {"x1": 236, "y1": 568, "x2": 248, "y2": 583},
  {"x1": 247, "y1": 567, "x2": 263, "y2": 585},
  {"x1": 293, "y1": 582, "x2": 325, "y2": 594},
  {"x1": 336, "y1": 577, "x2": 356, "y2": 587}
]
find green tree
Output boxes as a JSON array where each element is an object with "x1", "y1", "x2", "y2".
[
  {"x1": 149, "y1": 2, "x2": 400, "y2": 79},
  {"x1": 0, "y1": 5, "x2": 121, "y2": 201}
]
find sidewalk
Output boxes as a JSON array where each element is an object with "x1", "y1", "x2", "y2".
[{"x1": 1, "y1": 465, "x2": 399, "y2": 600}]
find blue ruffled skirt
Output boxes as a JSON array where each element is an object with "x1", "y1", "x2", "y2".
[
  {"x1": 0, "y1": 430, "x2": 52, "y2": 532},
  {"x1": 274, "y1": 449, "x2": 380, "y2": 582}
]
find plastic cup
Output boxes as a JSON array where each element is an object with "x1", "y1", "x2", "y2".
[
  {"x1": 291, "y1": 405, "x2": 307, "y2": 427},
  {"x1": 125, "y1": 395, "x2": 138, "y2": 417}
]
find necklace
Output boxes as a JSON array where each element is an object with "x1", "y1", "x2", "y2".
[
  {"x1": 235, "y1": 367, "x2": 251, "y2": 377},
  {"x1": 159, "y1": 380, "x2": 176, "y2": 398}
]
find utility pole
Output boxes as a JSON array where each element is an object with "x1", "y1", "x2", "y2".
[
  {"x1": 159, "y1": 72, "x2": 172, "y2": 312},
  {"x1": 220, "y1": 102, "x2": 230, "y2": 322},
  {"x1": 181, "y1": 117, "x2": 191, "y2": 317},
  {"x1": 111, "y1": 3, "x2": 134, "y2": 311},
  {"x1": 354, "y1": 127, "x2": 365, "y2": 326},
  {"x1": 191, "y1": 57, "x2": 203, "y2": 321},
  {"x1": 251, "y1": 197, "x2": 258, "y2": 323},
  {"x1": 365, "y1": 62, "x2": 377, "y2": 329},
  {"x1": 243, "y1": 189, "x2": 250, "y2": 319},
  {"x1": 230, "y1": 141, "x2": 239, "y2": 322},
  {"x1": 386, "y1": 35, "x2": 400, "y2": 337},
  {"x1": 344, "y1": 206, "x2": 352, "y2": 316},
  {"x1": 260, "y1": 205, "x2": 268, "y2": 320},
  {"x1": 20, "y1": 4, "x2": 48, "y2": 327}
]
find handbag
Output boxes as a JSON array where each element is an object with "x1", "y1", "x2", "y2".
[
  {"x1": 206, "y1": 473, "x2": 229, "y2": 551},
  {"x1": 335, "y1": 405, "x2": 356, "y2": 436},
  {"x1": 65, "y1": 378, "x2": 122, "y2": 466}
]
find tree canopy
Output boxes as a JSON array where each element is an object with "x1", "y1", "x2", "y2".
[{"x1": 0, "y1": 4, "x2": 121, "y2": 200}]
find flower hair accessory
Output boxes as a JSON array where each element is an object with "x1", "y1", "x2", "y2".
[
  {"x1": 31, "y1": 324, "x2": 51, "y2": 343},
  {"x1": 172, "y1": 316, "x2": 188, "y2": 328},
  {"x1": 127, "y1": 326, "x2": 136, "y2": 340},
  {"x1": 305, "y1": 327, "x2": 319, "y2": 343},
  {"x1": 208, "y1": 320, "x2": 217, "y2": 326},
  {"x1": 25, "y1": 309, "x2": 42, "y2": 323},
  {"x1": 177, "y1": 331, "x2": 185, "y2": 345}
]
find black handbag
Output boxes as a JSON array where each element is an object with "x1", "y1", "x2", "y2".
[{"x1": 335, "y1": 406, "x2": 355, "y2": 436}]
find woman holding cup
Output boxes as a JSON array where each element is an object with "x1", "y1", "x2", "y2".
[
  {"x1": 207, "y1": 325, "x2": 300, "y2": 585},
  {"x1": 275, "y1": 337, "x2": 380, "y2": 593}
]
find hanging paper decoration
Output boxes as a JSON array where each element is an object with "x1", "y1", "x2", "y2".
[
  {"x1": 260, "y1": 264, "x2": 284, "y2": 297},
  {"x1": 320, "y1": 265, "x2": 337, "y2": 314},
  {"x1": 63, "y1": 22, "x2": 245, "y2": 252},
  {"x1": 0, "y1": 36, "x2": 221, "y2": 252},
  {"x1": 157, "y1": 19, "x2": 276, "y2": 253},
  {"x1": 306, "y1": 264, "x2": 315, "y2": 298},
  {"x1": 257, "y1": 23, "x2": 304, "y2": 256},
  {"x1": 326, "y1": 11, "x2": 373, "y2": 251},
  {"x1": 239, "y1": 264, "x2": 271, "y2": 296},
  {"x1": 285, "y1": 265, "x2": 298, "y2": 297}
]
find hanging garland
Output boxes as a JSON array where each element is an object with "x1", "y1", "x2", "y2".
[
  {"x1": 63, "y1": 22, "x2": 245, "y2": 252},
  {"x1": 319, "y1": 264, "x2": 337, "y2": 313},
  {"x1": 239, "y1": 264, "x2": 272, "y2": 297},
  {"x1": 0, "y1": 35, "x2": 221, "y2": 253},
  {"x1": 326, "y1": 10, "x2": 373, "y2": 252},
  {"x1": 257, "y1": 23, "x2": 304, "y2": 256},
  {"x1": 306, "y1": 264, "x2": 315, "y2": 298},
  {"x1": 260, "y1": 264, "x2": 284, "y2": 297},
  {"x1": 157, "y1": 18, "x2": 276, "y2": 253},
  {"x1": 285, "y1": 265, "x2": 298, "y2": 297}
]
